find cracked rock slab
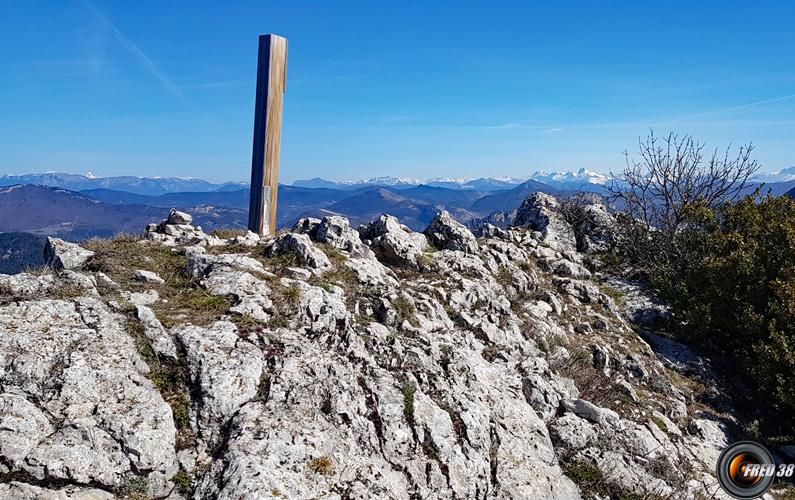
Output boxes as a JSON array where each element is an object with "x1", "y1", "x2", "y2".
[
  {"x1": 0, "y1": 297, "x2": 178, "y2": 496},
  {"x1": 175, "y1": 321, "x2": 265, "y2": 448}
]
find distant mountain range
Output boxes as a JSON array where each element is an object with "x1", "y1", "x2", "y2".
[
  {"x1": 3, "y1": 165, "x2": 789, "y2": 197},
  {"x1": 0, "y1": 185, "x2": 248, "y2": 240},
  {"x1": 292, "y1": 167, "x2": 611, "y2": 192},
  {"x1": 0, "y1": 180, "x2": 554, "y2": 240},
  {"x1": 0, "y1": 172, "x2": 246, "y2": 196},
  {"x1": 755, "y1": 166, "x2": 795, "y2": 183},
  {"x1": 0, "y1": 167, "x2": 792, "y2": 256}
]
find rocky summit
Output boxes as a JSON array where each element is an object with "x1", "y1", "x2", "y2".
[{"x1": 0, "y1": 195, "x2": 737, "y2": 499}]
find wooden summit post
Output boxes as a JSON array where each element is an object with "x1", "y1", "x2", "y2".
[{"x1": 248, "y1": 34, "x2": 287, "y2": 236}]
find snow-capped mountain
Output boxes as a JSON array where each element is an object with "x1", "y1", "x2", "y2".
[
  {"x1": 0, "y1": 172, "x2": 246, "y2": 196},
  {"x1": 528, "y1": 167, "x2": 610, "y2": 187},
  {"x1": 754, "y1": 167, "x2": 795, "y2": 183},
  {"x1": 291, "y1": 168, "x2": 611, "y2": 191},
  {"x1": 292, "y1": 176, "x2": 424, "y2": 190}
]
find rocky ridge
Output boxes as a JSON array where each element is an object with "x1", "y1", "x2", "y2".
[{"x1": 0, "y1": 199, "x2": 738, "y2": 499}]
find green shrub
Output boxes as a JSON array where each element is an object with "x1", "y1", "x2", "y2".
[
  {"x1": 171, "y1": 469, "x2": 193, "y2": 492},
  {"x1": 114, "y1": 476, "x2": 149, "y2": 499},
  {"x1": 645, "y1": 195, "x2": 795, "y2": 437},
  {"x1": 562, "y1": 459, "x2": 647, "y2": 500}
]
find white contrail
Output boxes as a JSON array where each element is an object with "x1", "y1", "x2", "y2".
[
  {"x1": 82, "y1": 1, "x2": 197, "y2": 110},
  {"x1": 678, "y1": 93, "x2": 795, "y2": 121}
]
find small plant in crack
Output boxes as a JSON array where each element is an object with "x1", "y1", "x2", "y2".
[
  {"x1": 169, "y1": 394, "x2": 191, "y2": 430},
  {"x1": 320, "y1": 390, "x2": 334, "y2": 415},
  {"x1": 401, "y1": 380, "x2": 417, "y2": 426},
  {"x1": 495, "y1": 265, "x2": 513, "y2": 288},
  {"x1": 170, "y1": 468, "x2": 193, "y2": 493},
  {"x1": 114, "y1": 476, "x2": 149, "y2": 499},
  {"x1": 481, "y1": 344, "x2": 505, "y2": 362},
  {"x1": 392, "y1": 295, "x2": 418, "y2": 326},
  {"x1": 308, "y1": 455, "x2": 335, "y2": 476},
  {"x1": 282, "y1": 283, "x2": 302, "y2": 307}
]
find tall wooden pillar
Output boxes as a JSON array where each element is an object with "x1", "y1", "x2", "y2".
[{"x1": 248, "y1": 34, "x2": 287, "y2": 236}]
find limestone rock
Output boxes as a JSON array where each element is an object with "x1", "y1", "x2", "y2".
[
  {"x1": 203, "y1": 269, "x2": 272, "y2": 322},
  {"x1": 600, "y1": 276, "x2": 670, "y2": 325},
  {"x1": 313, "y1": 215, "x2": 374, "y2": 259},
  {"x1": 44, "y1": 237, "x2": 94, "y2": 270},
  {"x1": 176, "y1": 321, "x2": 265, "y2": 447},
  {"x1": 268, "y1": 233, "x2": 332, "y2": 270},
  {"x1": 136, "y1": 305, "x2": 178, "y2": 359},
  {"x1": 359, "y1": 214, "x2": 429, "y2": 270},
  {"x1": 513, "y1": 192, "x2": 577, "y2": 252},
  {"x1": 135, "y1": 269, "x2": 165, "y2": 284},
  {"x1": 475, "y1": 222, "x2": 509, "y2": 239},
  {"x1": 561, "y1": 399, "x2": 620, "y2": 426},
  {"x1": 292, "y1": 279, "x2": 349, "y2": 333},
  {"x1": 291, "y1": 217, "x2": 321, "y2": 235},
  {"x1": 576, "y1": 203, "x2": 615, "y2": 253},
  {"x1": 424, "y1": 210, "x2": 479, "y2": 254},
  {"x1": 0, "y1": 297, "x2": 178, "y2": 495},
  {"x1": 144, "y1": 208, "x2": 223, "y2": 247},
  {"x1": 186, "y1": 251, "x2": 267, "y2": 279},
  {"x1": 540, "y1": 258, "x2": 592, "y2": 280},
  {"x1": 229, "y1": 230, "x2": 260, "y2": 247},
  {"x1": 0, "y1": 212, "x2": 738, "y2": 500},
  {"x1": 0, "y1": 482, "x2": 115, "y2": 499},
  {"x1": 167, "y1": 208, "x2": 193, "y2": 225},
  {"x1": 0, "y1": 272, "x2": 55, "y2": 297},
  {"x1": 283, "y1": 266, "x2": 312, "y2": 280}
]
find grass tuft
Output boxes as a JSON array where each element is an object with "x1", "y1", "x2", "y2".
[
  {"x1": 307, "y1": 456, "x2": 335, "y2": 476},
  {"x1": 170, "y1": 469, "x2": 193, "y2": 493},
  {"x1": 401, "y1": 380, "x2": 417, "y2": 426},
  {"x1": 392, "y1": 295, "x2": 417, "y2": 326}
]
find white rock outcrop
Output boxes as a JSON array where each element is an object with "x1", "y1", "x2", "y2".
[
  {"x1": 44, "y1": 237, "x2": 94, "y2": 270},
  {"x1": 359, "y1": 214, "x2": 429, "y2": 270},
  {"x1": 513, "y1": 192, "x2": 577, "y2": 252},
  {"x1": 424, "y1": 210, "x2": 479, "y2": 254},
  {"x1": 0, "y1": 198, "x2": 736, "y2": 499}
]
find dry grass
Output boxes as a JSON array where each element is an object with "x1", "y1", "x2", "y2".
[
  {"x1": 84, "y1": 235, "x2": 192, "y2": 288},
  {"x1": 121, "y1": 311, "x2": 194, "y2": 446},
  {"x1": 84, "y1": 235, "x2": 232, "y2": 326},
  {"x1": 0, "y1": 284, "x2": 16, "y2": 305},
  {"x1": 495, "y1": 265, "x2": 513, "y2": 287},
  {"x1": 211, "y1": 229, "x2": 247, "y2": 239},
  {"x1": 307, "y1": 456, "x2": 334, "y2": 476},
  {"x1": 392, "y1": 295, "x2": 417, "y2": 326},
  {"x1": 401, "y1": 380, "x2": 416, "y2": 426},
  {"x1": 262, "y1": 281, "x2": 303, "y2": 329},
  {"x1": 599, "y1": 284, "x2": 626, "y2": 305},
  {"x1": 309, "y1": 264, "x2": 359, "y2": 308},
  {"x1": 316, "y1": 243, "x2": 345, "y2": 266},
  {"x1": 561, "y1": 459, "x2": 666, "y2": 500},
  {"x1": 205, "y1": 242, "x2": 254, "y2": 255},
  {"x1": 259, "y1": 248, "x2": 302, "y2": 275},
  {"x1": 551, "y1": 346, "x2": 641, "y2": 418}
]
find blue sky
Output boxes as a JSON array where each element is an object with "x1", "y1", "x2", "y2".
[{"x1": 1, "y1": 1, "x2": 793, "y2": 183}]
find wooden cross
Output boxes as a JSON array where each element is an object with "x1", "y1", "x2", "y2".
[{"x1": 248, "y1": 34, "x2": 287, "y2": 236}]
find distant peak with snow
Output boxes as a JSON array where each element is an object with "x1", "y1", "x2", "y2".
[
  {"x1": 528, "y1": 167, "x2": 609, "y2": 186},
  {"x1": 755, "y1": 166, "x2": 795, "y2": 183},
  {"x1": 292, "y1": 168, "x2": 612, "y2": 191}
]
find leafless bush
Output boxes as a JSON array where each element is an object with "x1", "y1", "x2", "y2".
[{"x1": 607, "y1": 131, "x2": 759, "y2": 278}]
